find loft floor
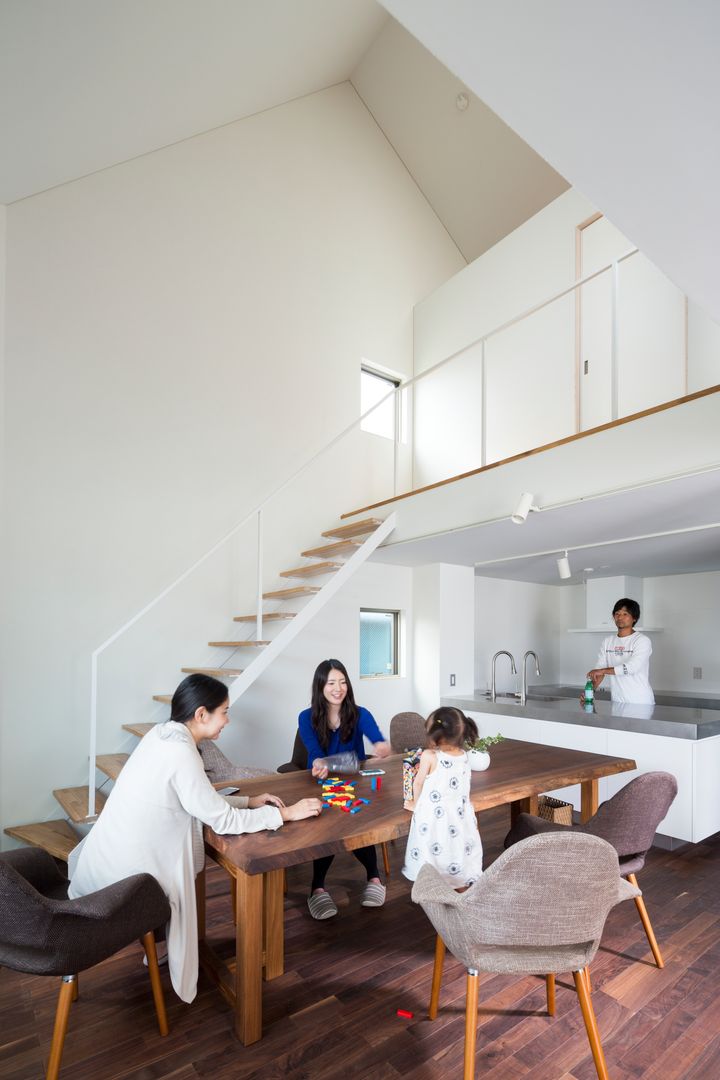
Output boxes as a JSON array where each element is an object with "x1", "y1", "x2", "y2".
[{"x1": 1, "y1": 806, "x2": 719, "y2": 1079}]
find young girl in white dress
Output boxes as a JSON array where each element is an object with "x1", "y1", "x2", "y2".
[{"x1": 402, "y1": 707, "x2": 484, "y2": 889}]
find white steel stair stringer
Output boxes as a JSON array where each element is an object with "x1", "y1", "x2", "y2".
[{"x1": 227, "y1": 513, "x2": 396, "y2": 706}]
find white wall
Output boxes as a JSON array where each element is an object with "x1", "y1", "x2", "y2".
[
  {"x1": 413, "y1": 563, "x2": 474, "y2": 716},
  {"x1": 559, "y1": 572, "x2": 720, "y2": 693},
  {"x1": 411, "y1": 186, "x2": 719, "y2": 489},
  {"x1": 215, "y1": 561, "x2": 416, "y2": 772},
  {"x1": 0, "y1": 83, "x2": 464, "y2": 840},
  {"x1": 475, "y1": 576, "x2": 561, "y2": 694}
]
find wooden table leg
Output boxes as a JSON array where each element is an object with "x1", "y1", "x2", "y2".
[
  {"x1": 509, "y1": 794, "x2": 539, "y2": 827},
  {"x1": 195, "y1": 867, "x2": 206, "y2": 943},
  {"x1": 581, "y1": 779, "x2": 598, "y2": 823},
  {"x1": 263, "y1": 869, "x2": 284, "y2": 981},
  {"x1": 235, "y1": 870, "x2": 263, "y2": 1045}
]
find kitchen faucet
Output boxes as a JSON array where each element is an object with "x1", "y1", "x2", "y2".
[
  {"x1": 521, "y1": 650, "x2": 541, "y2": 705},
  {"x1": 491, "y1": 650, "x2": 517, "y2": 702}
]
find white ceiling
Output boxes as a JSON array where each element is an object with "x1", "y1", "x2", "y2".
[
  {"x1": 0, "y1": 0, "x2": 389, "y2": 203},
  {"x1": 380, "y1": 0, "x2": 720, "y2": 326},
  {"x1": 371, "y1": 468, "x2": 720, "y2": 585},
  {"x1": 0, "y1": 1, "x2": 568, "y2": 265},
  {"x1": 351, "y1": 20, "x2": 568, "y2": 262}
]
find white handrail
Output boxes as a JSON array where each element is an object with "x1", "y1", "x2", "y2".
[{"x1": 87, "y1": 249, "x2": 638, "y2": 814}]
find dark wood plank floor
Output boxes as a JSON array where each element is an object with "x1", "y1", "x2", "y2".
[{"x1": 2, "y1": 807, "x2": 720, "y2": 1079}]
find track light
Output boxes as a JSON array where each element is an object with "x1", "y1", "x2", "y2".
[
  {"x1": 557, "y1": 550, "x2": 571, "y2": 579},
  {"x1": 511, "y1": 492, "x2": 540, "y2": 525}
]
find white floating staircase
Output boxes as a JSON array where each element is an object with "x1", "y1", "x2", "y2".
[{"x1": 5, "y1": 515, "x2": 394, "y2": 860}]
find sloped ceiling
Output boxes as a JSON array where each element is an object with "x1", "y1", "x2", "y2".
[
  {"x1": 379, "y1": 0, "x2": 720, "y2": 324},
  {"x1": 351, "y1": 19, "x2": 569, "y2": 262},
  {"x1": 0, "y1": 2, "x2": 569, "y2": 266},
  {"x1": 0, "y1": 0, "x2": 389, "y2": 203}
]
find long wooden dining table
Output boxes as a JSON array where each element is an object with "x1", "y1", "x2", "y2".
[{"x1": 199, "y1": 737, "x2": 636, "y2": 1044}]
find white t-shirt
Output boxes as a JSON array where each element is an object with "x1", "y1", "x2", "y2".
[{"x1": 596, "y1": 631, "x2": 654, "y2": 704}]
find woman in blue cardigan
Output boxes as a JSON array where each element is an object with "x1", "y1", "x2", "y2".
[{"x1": 298, "y1": 658, "x2": 391, "y2": 920}]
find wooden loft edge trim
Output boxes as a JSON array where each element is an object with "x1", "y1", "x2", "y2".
[{"x1": 340, "y1": 383, "x2": 720, "y2": 520}]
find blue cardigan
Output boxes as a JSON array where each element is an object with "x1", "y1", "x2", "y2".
[{"x1": 298, "y1": 706, "x2": 385, "y2": 768}]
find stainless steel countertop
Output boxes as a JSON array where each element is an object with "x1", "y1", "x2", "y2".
[{"x1": 441, "y1": 688, "x2": 720, "y2": 740}]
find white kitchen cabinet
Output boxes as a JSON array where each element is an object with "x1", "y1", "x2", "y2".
[
  {"x1": 605, "y1": 730, "x2": 693, "y2": 842},
  {"x1": 537, "y1": 720, "x2": 610, "y2": 811}
]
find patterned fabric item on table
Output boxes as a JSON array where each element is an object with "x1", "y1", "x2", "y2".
[{"x1": 402, "y1": 747, "x2": 423, "y2": 804}]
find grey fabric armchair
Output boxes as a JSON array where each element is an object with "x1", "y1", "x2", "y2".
[
  {"x1": 0, "y1": 846, "x2": 171, "y2": 1080},
  {"x1": 389, "y1": 711, "x2": 426, "y2": 752},
  {"x1": 504, "y1": 771, "x2": 678, "y2": 968},
  {"x1": 198, "y1": 738, "x2": 273, "y2": 788},
  {"x1": 412, "y1": 832, "x2": 639, "y2": 1080}
]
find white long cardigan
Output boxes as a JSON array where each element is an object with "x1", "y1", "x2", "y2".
[{"x1": 68, "y1": 721, "x2": 282, "y2": 1002}]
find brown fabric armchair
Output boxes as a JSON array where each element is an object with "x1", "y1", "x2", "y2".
[
  {"x1": 389, "y1": 711, "x2": 426, "y2": 752},
  {"x1": 0, "y1": 846, "x2": 171, "y2": 1080},
  {"x1": 504, "y1": 771, "x2": 678, "y2": 968},
  {"x1": 412, "y1": 832, "x2": 639, "y2": 1080}
]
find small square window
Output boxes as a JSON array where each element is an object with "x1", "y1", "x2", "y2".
[{"x1": 360, "y1": 608, "x2": 399, "y2": 677}]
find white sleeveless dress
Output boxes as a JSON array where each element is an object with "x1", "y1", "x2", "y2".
[{"x1": 402, "y1": 749, "x2": 484, "y2": 887}]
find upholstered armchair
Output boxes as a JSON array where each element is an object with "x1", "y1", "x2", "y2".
[
  {"x1": 0, "y1": 847, "x2": 170, "y2": 1080},
  {"x1": 412, "y1": 832, "x2": 639, "y2": 1080},
  {"x1": 504, "y1": 771, "x2": 678, "y2": 968},
  {"x1": 389, "y1": 711, "x2": 426, "y2": 752}
]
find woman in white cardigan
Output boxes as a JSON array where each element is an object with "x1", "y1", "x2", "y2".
[{"x1": 69, "y1": 674, "x2": 321, "y2": 1003}]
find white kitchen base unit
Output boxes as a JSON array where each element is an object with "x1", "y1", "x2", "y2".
[{"x1": 467, "y1": 709, "x2": 720, "y2": 843}]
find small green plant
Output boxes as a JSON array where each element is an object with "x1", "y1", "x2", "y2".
[{"x1": 466, "y1": 733, "x2": 504, "y2": 753}]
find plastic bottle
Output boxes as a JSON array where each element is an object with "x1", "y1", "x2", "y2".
[
  {"x1": 317, "y1": 750, "x2": 359, "y2": 774},
  {"x1": 584, "y1": 679, "x2": 594, "y2": 705}
]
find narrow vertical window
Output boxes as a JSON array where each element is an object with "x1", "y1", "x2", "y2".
[{"x1": 361, "y1": 366, "x2": 400, "y2": 440}]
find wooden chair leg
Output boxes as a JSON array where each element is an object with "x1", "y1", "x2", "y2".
[
  {"x1": 585, "y1": 966, "x2": 592, "y2": 994},
  {"x1": 545, "y1": 973, "x2": 555, "y2": 1016},
  {"x1": 142, "y1": 932, "x2": 169, "y2": 1037},
  {"x1": 381, "y1": 842, "x2": 391, "y2": 879},
  {"x1": 574, "y1": 969, "x2": 609, "y2": 1080},
  {"x1": 46, "y1": 976, "x2": 75, "y2": 1080},
  {"x1": 464, "y1": 969, "x2": 479, "y2": 1080},
  {"x1": 429, "y1": 934, "x2": 445, "y2": 1020},
  {"x1": 626, "y1": 872, "x2": 664, "y2": 968}
]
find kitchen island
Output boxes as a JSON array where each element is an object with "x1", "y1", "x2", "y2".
[{"x1": 442, "y1": 690, "x2": 720, "y2": 843}]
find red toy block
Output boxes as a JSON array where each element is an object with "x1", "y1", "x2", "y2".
[{"x1": 396, "y1": 1009, "x2": 414, "y2": 1019}]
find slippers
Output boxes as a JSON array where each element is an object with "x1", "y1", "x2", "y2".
[
  {"x1": 361, "y1": 881, "x2": 386, "y2": 908},
  {"x1": 307, "y1": 891, "x2": 338, "y2": 920}
]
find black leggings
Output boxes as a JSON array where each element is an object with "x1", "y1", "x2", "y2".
[{"x1": 311, "y1": 844, "x2": 379, "y2": 891}]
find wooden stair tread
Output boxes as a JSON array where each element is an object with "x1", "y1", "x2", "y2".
[
  {"x1": 262, "y1": 586, "x2": 320, "y2": 600},
  {"x1": 95, "y1": 753, "x2": 129, "y2": 780},
  {"x1": 301, "y1": 539, "x2": 362, "y2": 558},
  {"x1": 4, "y1": 819, "x2": 80, "y2": 861},
  {"x1": 279, "y1": 561, "x2": 341, "y2": 578},
  {"x1": 123, "y1": 722, "x2": 159, "y2": 736},
  {"x1": 234, "y1": 612, "x2": 296, "y2": 622},
  {"x1": 181, "y1": 667, "x2": 243, "y2": 678},
  {"x1": 321, "y1": 517, "x2": 383, "y2": 540},
  {"x1": 53, "y1": 786, "x2": 107, "y2": 823},
  {"x1": 208, "y1": 640, "x2": 270, "y2": 647}
]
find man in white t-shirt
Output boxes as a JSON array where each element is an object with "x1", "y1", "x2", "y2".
[{"x1": 586, "y1": 598, "x2": 654, "y2": 705}]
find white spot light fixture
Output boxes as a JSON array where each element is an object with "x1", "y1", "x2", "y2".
[
  {"x1": 511, "y1": 492, "x2": 540, "y2": 525},
  {"x1": 557, "y1": 550, "x2": 572, "y2": 579}
]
